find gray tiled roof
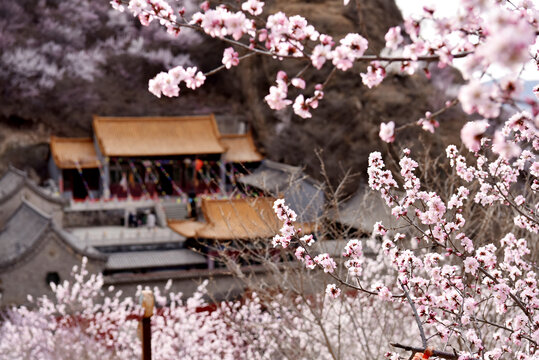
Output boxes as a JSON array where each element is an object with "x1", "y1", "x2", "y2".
[
  {"x1": 106, "y1": 249, "x2": 206, "y2": 270},
  {"x1": 53, "y1": 226, "x2": 107, "y2": 260},
  {"x1": 238, "y1": 160, "x2": 324, "y2": 222},
  {"x1": 0, "y1": 167, "x2": 26, "y2": 203},
  {"x1": 0, "y1": 200, "x2": 106, "y2": 269},
  {"x1": 0, "y1": 166, "x2": 66, "y2": 205},
  {"x1": 0, "y1": 201, "x2": 50, "y2": 267},
  {"x1": 331, "y1": 185, "x2": 405, "y2": 233}
]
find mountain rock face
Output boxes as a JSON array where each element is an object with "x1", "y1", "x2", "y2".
[{"x1": 1, "y1": 0, "x2": 465, "y2": 192}]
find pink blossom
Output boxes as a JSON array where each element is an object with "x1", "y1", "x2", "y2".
[
  {"x1": 492, "y1": 131, "x2": 521, "y2": 160},
  {"x1": 379, "y1": 121, "x2": 395, "y2": 143},
  {"x1": 325, "y1": 284, "x2": 341, "y2": 298},
  {"x1": 342, "y1": 239, "x2": 362, "y2": 258},
  {"x1": 224, "y1": 12, "x2": 249, "y2": 41},
  {"x1": 300, "y1": 234, "x2": 315, "y2": 246},
  {"x1": 110, "y1": 0, "x2": 125, "y2": 12},
  {"x1": 340, "y1": 33, "x2": 368, "y2": 58},
  {"x1": 293, "y1": 95, "x2": 312, "y2": 118},
  {"x1": 417, "y1": 112, "x2": 439, "y2": 133},
  {"x1": 384, "y1": 26, "x2": 403, "y2": 50},
  {"x1": 183, "y1": 67, "x2": 206, "y2": 89},
  {"x1": 314, "y1": 253, "x2": 337, "y2": 273},
  {"x1": 291, "y1": 77, "x2": 305, "y2": 89},
  {"x1": 463, "y1": 298, "x2": 477, "y2": 315},
  {"x1": 458, "y1": 81, "x2": 500, "y2": 118},
  {"x1": 376, "y1": 285, "x2": 393, "y2": 301},
  {"x1": 148, "y1": 72, "x2": 168, "y2": 98},
  {"x1": 461, "y1": 120, "x2": 489, "y2": 152},
  {"x1": 200, "y1": 1, "x2": 210, "y2": 11},
  {"x1": 346, "y1": 259, "x2": 362, "y2": 276},
  {"x1": 530, "y1": 162, "x2": 539, "y2": 177},
  {"x1": 310, "y1": 44, "x2": 332, "y2": 69},
  {"x1": 361, "y1": 62, "x2": 385, "y2": 88},
  {"x1": 295, "y1": 246, "x2": 306, "y2": 260},
  {"x1": 265, "y1": 83, "x2": 292, "y2": 110},
  {"x1": 241, "y1": 0, "x2": 264, "y2": 16},
  {"x1": 222, "y1": 47, "x2": 239, "y2": 69},
  {"x1": 373, "y1": 221, "x2": 387, "y2": 236},
  {"x1": 331, "y1": 45, "x2": 354, "y2": 71},
  {"x1": 128, "y1": 0, "x2": 146, "y2": 16}
]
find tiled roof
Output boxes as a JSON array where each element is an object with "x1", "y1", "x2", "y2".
[
  {"x1": 68, "y1": 226, "x2": 185, "y2": 249},
  {"x1": 106, "y1": 249, "x2": 206, "y2": 270},
  {"x1": 50, "y1": 136, "x2": 100, "y2": 169},
  {"x1": 330, "y1": 185, "x2": 406, "y2": 233},
  {"x1": 168, "y1": 220, "x2": 206, "y2": 238},
  {"x1": 220, "y1": 133, "x2": 263, "y2": 162},
  {"x1": 93, "y1": 115, "x2": 225, "y2": 157},
  {"x1": 0, "y1": 200, "x2": 105, "y2": 270},
  {"x1": 238, "y1": 160, "x2": 324, "y2": 222},
  {"x1": 168, "y1": 197, "x2": 314, "y2": 240},
  {"x1": 0, "y1": 167, "x2": 66, "y2": 206},
  {"x1": 168, "y1": 198, "x2": 279, "y2": 240},
  {"x1": 0, "y1": 167, "x2": 25, "y2": 201},
  {"x1": 0, "y1": 201, "x2": 50, "y2": 268}
]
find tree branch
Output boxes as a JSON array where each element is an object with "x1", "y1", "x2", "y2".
[
  {"x1": 399, "y1": 280, "x2": 427, "y2": 348},
  {"x1": 390, "y1": 343, "x2": 458, "y2": 359}
]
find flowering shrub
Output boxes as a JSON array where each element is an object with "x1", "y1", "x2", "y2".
[
  {"x1": 0, "y1": 258, "x2": 422, "y2": 359},
  {"x1": 0, "y1": 259, "x2": 282, "y2": 359}
]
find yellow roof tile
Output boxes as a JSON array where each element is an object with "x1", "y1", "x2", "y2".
[
  {"x1": 168, "y1": 197, "x2": 314, "y2": 240},
  {"x1": 168, "y1": 198, "x2": 278, "y2": 240},
  {"x1": 50, "y1": 136, "x2": 100, "y2": 169},
  {"x1": 220, "y1": 133, "x2": 263, "y2": 162},
  {"x1": 93, "y1": 115, "x2": 225, "y2": 157}
]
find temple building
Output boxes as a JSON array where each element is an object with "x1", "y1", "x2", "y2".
[
  {"x1": 93, "y1": 115, "x2": 225, "y2": 198},
  {"x1": 48, "y1": 114, "x2": 264, "y2": 202}
]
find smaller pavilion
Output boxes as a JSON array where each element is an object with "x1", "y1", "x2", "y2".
[
  {"x1": 168, "y1": 197, "x2": 315, "y2": 268},
  {"x1": 49, "y1": 136, "x2": 101, "y2": 200}
]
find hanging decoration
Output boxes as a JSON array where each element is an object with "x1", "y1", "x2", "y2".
[
  {"x1": 100, "y1": 156, "x2": 259, "y2": 201},
  {"x1": 74, "y1": 161, "x2": 93, "y2": 200},
  {"x1": 155, "y1": 161, "x2": 185, "y2": 196},
  {"x1": 127, "y1": 159, "x2": 150, "y2": 197}
]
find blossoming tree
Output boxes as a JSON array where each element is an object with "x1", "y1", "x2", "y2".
[{"x1": 59, "y1": 0, "x2": 539, "y2": 358}]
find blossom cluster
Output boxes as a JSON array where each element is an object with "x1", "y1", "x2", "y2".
[
  {"x1": 113, "y1": 0, "x2": 538, "y2": 122},
  {"x1": 272, "y1": 131, "x2": 538, "y2": 357},
  {"x1": 1, "y1": 258, "x2": 423, "y2": 360},
  {"x1": 271, "y1": 198, "x2": 298, "y2": 248},
  {"x1": 365, "y1": 145, "x2": 538, "y2": 358},
  {"x1": 0, "y1": 259, "x2": 285, "y2": 359},
  {"x1": 148, "y1": 65, "x2": 205, "y2": 97}
]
